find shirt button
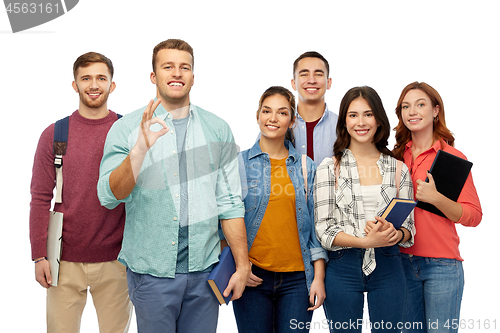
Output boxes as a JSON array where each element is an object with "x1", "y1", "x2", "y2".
[
  {"x1": 174, "y1": 173, "x2": 178, "y2": 177},
  {"x1": 173, "y1": 150, "x2": 176, "y2": 154},
  {"x1": 173, "y1": 217, "x2": 178, "y2": 221},
  {"x1": 172, "y1": 241, "x2": 176, "y2": 245},
  {"x1": 302, "y1": 145, "x2": 305, "y2": 148},
  {"x1": 175, "y1": 194, "x2": 179, "y2": 197}
]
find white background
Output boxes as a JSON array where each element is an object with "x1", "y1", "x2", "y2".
[{"x1": 0, "y1": 1, "x2": 498, "y2": 332}]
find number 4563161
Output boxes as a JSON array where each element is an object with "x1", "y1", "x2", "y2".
[{"x1": 6, "y1": 2, "x2": 60, "y2": 14}]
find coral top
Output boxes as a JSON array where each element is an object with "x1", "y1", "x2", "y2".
[{"x1": 400, "y1": 140, "x2": 482, "y2": 260}]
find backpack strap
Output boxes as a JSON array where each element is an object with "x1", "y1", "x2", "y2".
[
  {"x1": 51, "y1": 112, "x2": 122, "y2": 204},
  {"x1": 395, "y1": 160, "x2": 403, "y2": 198},
  {"x1": 301, "y1": 155, "x2": 307, "y2": 203},
  {"x1": 53, "y1": 116, "x2": 70, "y2": 204}
]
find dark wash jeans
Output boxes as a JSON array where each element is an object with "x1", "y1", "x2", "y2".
[
  {"x1": 233, "y1": 265, "x2": 313, "y2": 333},
  {"x1": 323, "y1": 246, "x2": 405, "y2": 333}
]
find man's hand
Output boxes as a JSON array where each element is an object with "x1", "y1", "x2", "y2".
[
  {"x1": 223, "y1": 261, "x2": 251, "y2": 301},
  {"x1": 220, "y1": 217, "x2": 251, "y2": 301},
  {"x1": 134, "y1": 99, "x2": 169, "y2": 156},
  {"x1": 34, "y1": 259, "x2": 52, "y2": 289},
  {"x1": 109, "y1": 99, "x2": 169, "y2": 200},
  {"x1": 245, "y1": 269, "x2": 263, "y2": 287}
]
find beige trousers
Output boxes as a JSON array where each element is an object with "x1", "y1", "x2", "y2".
[{"x1": 47, "y1": 260, "x2": 132, "y2": 333}]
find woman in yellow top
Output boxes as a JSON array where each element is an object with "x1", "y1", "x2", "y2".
[{"x1": 233, "y1": 86, "x2": 327, "y2": 333}]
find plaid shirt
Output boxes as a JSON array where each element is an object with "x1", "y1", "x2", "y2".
[{"x1": 314, "y1": 149, "x2": 415, "y2": 275}]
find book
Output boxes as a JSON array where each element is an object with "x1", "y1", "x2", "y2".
[
  {"x1": 207, "y1": 246, "x2": 235, "y2": 305},
  {"x1": 416, "y1": 150, "x2": 473, "y2": 217},
  {"x1": 47, "y1": 211, "x2": 63, "y2": 287},
  {"x1": 380, "y1": 198, "x2": 416, "y2": 229}
]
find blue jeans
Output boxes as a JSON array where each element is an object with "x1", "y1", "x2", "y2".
[
  {"x1": 323, "y1": 246, "x2": 405, "y2": 333},
  {"x1": 232, "y1": 265, "x2": 313, "y2": 333},
  {"x1": 401, "y1": 254, "x2": 464, "y2": 333},
  {"x1": 126, "y1": 269, "x2": 219, "y2": 333}
]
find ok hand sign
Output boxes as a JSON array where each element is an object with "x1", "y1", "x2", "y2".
[{"x1": 135, "y1": 99, "x2": 170, "y2": 155}]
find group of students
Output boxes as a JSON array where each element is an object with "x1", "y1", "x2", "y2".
[{"x1": 30, "y1": 39, "x2": 482, "y2": 333}]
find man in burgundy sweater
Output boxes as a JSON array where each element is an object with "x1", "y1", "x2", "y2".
[{"x1": 29, "y1": 52, "x2": 132, "y2": 333}]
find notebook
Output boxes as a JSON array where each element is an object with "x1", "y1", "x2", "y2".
[{"x1": 416, "y1": 150, "x2": 473, "y2": 217}]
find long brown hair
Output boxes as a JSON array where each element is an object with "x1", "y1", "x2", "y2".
[
  {"x1": 257, "y1": 86, "x2": 297, "y2": 145},
  {"x1": 333, "y1": 86, "x2": 392, "y2": 164},
  {"x1": 393, "y1": 82, "x2": 455, "y2": 160}
]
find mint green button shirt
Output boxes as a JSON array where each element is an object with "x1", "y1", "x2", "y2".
[{"x1": 98, "y1": 103, "x2": 244, "y2": 278}]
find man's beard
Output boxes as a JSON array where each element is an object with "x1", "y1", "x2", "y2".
[{"x1": 79, "y1": 89, "x2": 110, "y2": 109}]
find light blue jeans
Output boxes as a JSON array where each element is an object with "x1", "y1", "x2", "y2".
[
  {"x1": 126, "y1": 269, "x2": 219, "y2": 333},
  {"x1": 401, "y1": 254, "x2": 465, "y2": 333}
]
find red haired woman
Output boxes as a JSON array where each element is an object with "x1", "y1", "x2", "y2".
[{"x1": 393, "y1": 82, "x2": 482, "y2": 333}]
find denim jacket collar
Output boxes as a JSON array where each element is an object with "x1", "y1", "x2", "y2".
[{"x1": 248, "y1": 140, "x2": 300, "y2": 163}]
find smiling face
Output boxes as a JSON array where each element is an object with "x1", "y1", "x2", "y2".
[
  {"x1": 401, "y1": 89, "x2": 440, "y2": 135},
  {"x1": 291, "y1": 57, "x2": 332, "y2": 104},
  {"x1": 257, "y1": 94, "x2": 294, "y2": 142},
  {"x1": 72, "y1": 62, "x2": 115, "y2": 110},
  {"x1": 150, "y1": 48, "x2": 194, "y2": 109},
  {"x1": 345, "y1": 97, "x2": 379, "y2": 146}
]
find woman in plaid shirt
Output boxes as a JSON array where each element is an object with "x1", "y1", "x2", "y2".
[{"x1": 314, "y1": 86, "x2": 415, "y2": 332}]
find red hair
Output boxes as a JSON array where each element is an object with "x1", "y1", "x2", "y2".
[{"x1": 393, "y1": 82, "x2": 454, "y2": 160}]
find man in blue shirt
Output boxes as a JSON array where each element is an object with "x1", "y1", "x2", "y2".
[
  {"x1": 291, "y1": 51, "x2": 339, "y2": 165},
  {"x1": 97, "y1": 39, "x2": 250, "y2": 333}
]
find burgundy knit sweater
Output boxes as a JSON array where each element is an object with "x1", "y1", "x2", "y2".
[{"x1": 30, "y1": 110, "x2": 125, "y2": 262}]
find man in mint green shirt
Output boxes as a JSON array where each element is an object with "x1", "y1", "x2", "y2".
[{"x1": 97, "y1": 39, "x2": 250, "y2": 333}]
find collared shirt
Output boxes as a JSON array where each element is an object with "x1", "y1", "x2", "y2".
[
  {"x1": 400, "y1": 140, "x2": 482, "y2": 260},
  {"x1": 314, "y1": 149, "x2": 415, "y2": 275},
  {"x1": 293, "y1": 104, "x2": 338, "y2": 166},
  {"x1": 97, "y1": 103, "x2": 244, "y2": 278},
  {"x1": 238, "y1": 141, "x2": 328, "y2": 292}
]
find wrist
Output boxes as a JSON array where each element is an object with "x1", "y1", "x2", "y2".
[
  {"x1": 34, "y1": 257, "x2": 47, "y2": 264},
  {"x1": 359, "y1": 237, "x2": 370, "y2": 249},
  {"x1": 130, "y1": 144, "x2": 148, "y2": 161},
  {"x1": 397, "y1": 229, "x2": 405, "y2": 243},
  {"x1": 236, "y1": 260, "x2": 251, "y2": 274}
]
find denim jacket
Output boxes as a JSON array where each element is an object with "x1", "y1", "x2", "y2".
[{"x1": 238, "y1": 140, "x2": 328, "y2": 292}]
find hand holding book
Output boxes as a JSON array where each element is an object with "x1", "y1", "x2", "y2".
[
  {"x1": 363, "y1": 218, "x2": 400, "y2": 248},
  {"x1": 415, "y1": 172, "x2": 440, "y2": 205},
  {"x1": 416, "y1": 171, "x2": 464, "y2": 222},
  {"x1": 415, "y1": 149, "x2": 472, "y2": 219}
]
